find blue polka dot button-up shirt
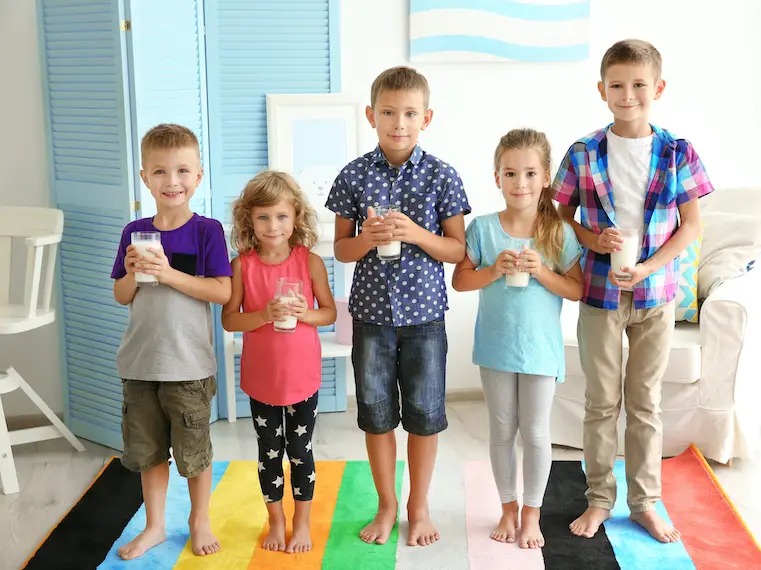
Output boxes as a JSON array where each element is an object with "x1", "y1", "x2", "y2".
[{"x1": 326, "y1": 144, "x2": 471, "y2": 327}]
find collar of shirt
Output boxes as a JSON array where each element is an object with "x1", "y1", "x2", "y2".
[
  {"x1": 370, "y1": 144, "x2": 424, "y2": 169},
  {"x1": 582, "y1": 122, "x2": 677, "y2": 154}
]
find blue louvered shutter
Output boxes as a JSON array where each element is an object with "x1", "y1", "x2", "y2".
[
  {"x1": 37, "y1": 0, "x2": 134, "y2": 450},
  {"x1": 205, "y1": 0, "x2": 343, "y2": 418},
  {"x1": 204, "y1": 0, "x2": 337, "y2": 222},
  {"x1": 126, "y1": 0, "x2": 211, "y2": 219}
]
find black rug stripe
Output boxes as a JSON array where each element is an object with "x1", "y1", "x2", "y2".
[
  {"x1": 24, "y1": 458, "x2": 143, "y2": 570},
  {"x1": 541, "y1": 460, "x2": 620, "y2": 570}
]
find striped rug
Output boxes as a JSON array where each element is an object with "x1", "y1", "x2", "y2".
[{"x1": 23, "y1": 445, "x2": 761, "y2": 569}]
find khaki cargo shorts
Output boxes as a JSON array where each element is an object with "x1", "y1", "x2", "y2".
[{"x1": 121, "y1": 376, "x2": 216, "y2": 478}]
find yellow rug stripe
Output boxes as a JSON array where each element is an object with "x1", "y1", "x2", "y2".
[
  {"x1": 248, "y1": 461, "x2": 346, "y2": 569},
  {"x1": 173, "y1": 460, "x2": 268, "y2": 569}
]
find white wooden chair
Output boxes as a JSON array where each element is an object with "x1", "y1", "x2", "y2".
[{"x1": 0, "y1": 206, "x2": 84, "y2": 494}]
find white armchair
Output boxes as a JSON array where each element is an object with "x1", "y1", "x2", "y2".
[{"x1": 551, "y1": 188, "x2": 761, "y2": 464}]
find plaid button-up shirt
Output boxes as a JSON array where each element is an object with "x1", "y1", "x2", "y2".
[{"x1": 552, "y1": 124, "x2": 714, "y2": 310}]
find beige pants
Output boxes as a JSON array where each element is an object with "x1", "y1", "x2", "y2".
[{"x1": 578, "y1": 292, "x2": 675, "y2": 513}]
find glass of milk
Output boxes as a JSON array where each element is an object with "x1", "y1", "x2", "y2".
[
  {"x1": 131, "y1": 231, "x2": 162, "y2": 285},
  {"x1": 505, "y1": 269, "x2": 530, "y2": 288},
  {"x1": 274, "y1": 277, "x2": 302, "y2": 332},
  {"x1": 610, "y1": 228, "x2": 641, "y2": 278},
  {"x1": 375, "y1": 204, "x2": 402, "y2": 262},
  {"x1": 505, "y1": 248, "x2": 530, "y2": 288}
]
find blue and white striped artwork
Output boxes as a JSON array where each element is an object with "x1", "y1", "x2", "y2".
[{"x1": 410, "y1": 0, "x2": 590, "y2": 63}]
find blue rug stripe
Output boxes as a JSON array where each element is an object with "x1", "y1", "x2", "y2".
[
  {"x1": 97, "y1": 461, "x2": 230, "y2": 569},
  {"x1": 582, "y1": 460, "x2": 695, "y2": 569}
]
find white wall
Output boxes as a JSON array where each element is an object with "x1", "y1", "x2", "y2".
[
  {"x1": 0, "y1": 1, "x2": 64, "y2": 416},
  {"x1": 3, "y1": 1, "x2": 759, "y2": 414},
  {"x1": 340, "y1": 0, "x2": 761, "y2": 392}
]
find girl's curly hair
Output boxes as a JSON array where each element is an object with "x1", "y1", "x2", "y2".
[{"x1": 231, "y1": 170, "x2": 318, "y2": 254}]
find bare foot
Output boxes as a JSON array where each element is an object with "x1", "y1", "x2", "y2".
[
  {"x1": 630, "y1": 510, "x2": 681, "y2": 543},
  {"x1": 262, "y1": 516, "x2": 287, "y2": 552},
  {"x1": 190, "y1": 517, "x2": 220, "y2": 556},
  {"x1": 360, "y1": 506, "x2": 398, "y2": 545},
  {"x1": 519, "y1": 506, "x2": 544, "y2": 549},
  {"x1": 287, "y1": 521, "x2": 312, "y2": 554},
  {"x1": 407, "y1": 508, "x2": 440, "y2": 547},
  {"x1": 490, "y1": 501, "x2": 519, "y2": 543},
  {"x1": 117, "y1": 527, "x2": 166, "y2": 560},
  {"x1": 569, "y1": 507, "x2": 611, "y2": 538}
]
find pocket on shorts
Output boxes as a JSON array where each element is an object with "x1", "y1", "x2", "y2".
[
  {"x1": 181, "y1": 404, "x2": 212, "y2": 465},
  {"x1": 179, "y1": 377, "x2": 216, "y2": 403},
  {"x1": 179, "y1": 380, "x2": 204, "y2": 396}
]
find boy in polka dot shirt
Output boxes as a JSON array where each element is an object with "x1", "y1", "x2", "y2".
[{"x1": 326, "y1": 66, "x2": 471, "y2": 548}]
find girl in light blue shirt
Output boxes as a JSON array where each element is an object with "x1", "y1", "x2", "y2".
[{"x1": 453, "y1": 128, "x2": 584, "y2": 550}]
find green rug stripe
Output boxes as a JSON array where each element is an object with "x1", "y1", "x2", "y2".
[{"x1": 321, "y1": 460, "x2": 405, "y2": 570}]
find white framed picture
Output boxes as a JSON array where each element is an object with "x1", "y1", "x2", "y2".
[{"x1": 266, "y1": 94, "x2": 367, "y2": 243}]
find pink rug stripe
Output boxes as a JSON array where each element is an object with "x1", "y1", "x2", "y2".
[{"x1": 464, "y1": 460, "x2": 544, "y2": 569}]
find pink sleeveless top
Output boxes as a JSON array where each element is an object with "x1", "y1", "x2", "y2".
[{"x1": 239, "y1": 246, "x2": 321, "y2": 406}]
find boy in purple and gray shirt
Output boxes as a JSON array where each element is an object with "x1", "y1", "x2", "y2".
[{"x1": 111, "y1": 124, "x2": 232, "y2": 560}]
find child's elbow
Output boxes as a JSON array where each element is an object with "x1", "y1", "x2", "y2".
[
  {"x1": 326, "y1": 307, "x2": 337, "y2": 325},
  {"x1": 451, "y1": 242, "x2": 466, "y2": 264},
  {"x1": 221, "y1": 313, "x2": 234, "y2": 332},
  {"x1": 569, "y1": 283, "x2": 584, "y2": 302}
]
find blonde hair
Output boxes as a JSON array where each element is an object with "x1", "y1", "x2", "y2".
[
  {"x1": 231, "y1": 170, "x2": 318, "y2": 254},
  {"x1": 370, "y1": 66, "x2": 430, "y2": 109},
  {"x1": 493, "y1": 128, "x2": 564, "y2": 267},
  {"x1": 600, "y1": 39, "x2": 662, "y2": 81},
  {"x1": 140, "y1": 123, "x2": 200, "y2": 165}
]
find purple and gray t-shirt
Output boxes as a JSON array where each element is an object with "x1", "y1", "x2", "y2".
[{"x1": 111, "y1": 214, "x2": 232, "y2": 382}]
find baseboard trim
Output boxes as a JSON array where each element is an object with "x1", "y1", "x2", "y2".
[{"x1": 6, "y1": 413, "x2": 64, "y2": 431}]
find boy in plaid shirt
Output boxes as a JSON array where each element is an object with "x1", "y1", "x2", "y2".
[{"x1": 552, "y1": 39, "x2": 714, "y2": 543}]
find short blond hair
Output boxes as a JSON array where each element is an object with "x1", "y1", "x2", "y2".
[
  {"x1": 370, "y1": 66, "x2": 430, "y2": 109},
  {"x1": 600, "y1": 39, "x2": 662, "y2": 81},
  {"x1": 141, "y1": 124, "x2": 200, "y2": 165},
  {"x1": 231, "y1": 170, "x2": 318, "y2": 254}
]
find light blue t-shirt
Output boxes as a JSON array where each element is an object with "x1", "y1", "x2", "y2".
[{"x1": 465, "y1": 213, "x2": 582, "y2": 382}]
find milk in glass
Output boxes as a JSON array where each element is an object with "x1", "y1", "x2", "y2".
[{"x1": 131, "y1": 231, "x2": 162, "y2": 285}]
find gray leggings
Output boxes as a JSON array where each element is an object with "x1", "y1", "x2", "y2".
[{"x1": 480, "y1": 367, "x2": 556, "y2": 508}]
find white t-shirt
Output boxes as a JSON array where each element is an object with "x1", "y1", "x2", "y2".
[
  {"x1": 606, "y1": 128, "x2": 652, "y2": 232},
  {"x1": 607, "y1": 129, "x2": 652, "y2": 290}
]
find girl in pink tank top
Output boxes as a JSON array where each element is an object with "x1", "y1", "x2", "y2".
[{"x1": 222, "y1": 170, "x2": 336, "y2": 554}]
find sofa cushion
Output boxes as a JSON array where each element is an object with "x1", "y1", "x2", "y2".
[
  {"x1": 699, "y1": 210, "x2": 761, "y2": 298},
  {"x1": 561, "y1": 301, "x2": 701, "y2": 385}
]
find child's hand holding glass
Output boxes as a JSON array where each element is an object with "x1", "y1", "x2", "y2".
[
  {"x1": 288, "y1": 294, "x2": 310, "y2": 322},
  {"x1": 515, "y1": 245, "x2": 546, "y2": 279}
]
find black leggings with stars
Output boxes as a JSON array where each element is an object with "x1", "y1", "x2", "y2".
[{"x1": 250, "y1": 391, "x2": 318, "y2": 503}]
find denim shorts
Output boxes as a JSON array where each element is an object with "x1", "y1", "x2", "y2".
[{"x1": 351, "y1": 320, "x2": 448, "y2": 436}]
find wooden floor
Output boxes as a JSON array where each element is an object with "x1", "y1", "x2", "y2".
[
  {"x1": 3, "y1": 402, "x2": 760, "y2": 570},
  {"x1": 0, "y1": 438, "x2": 114, "y2": 569}
]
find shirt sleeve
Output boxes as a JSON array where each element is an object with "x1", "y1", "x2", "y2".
[
  {"x1": 559, "y1": 221, "x2": 582, "y2": 273},
  {"x1": 111, "y1": 225, "x2": 132, "y2": 279},
  {"x1": 203, "y1": 219, "x2": 233, "y2": 277},
  {"x1": 465, "y1": 217, "x2": 481, "y2": 267},
  {"x1": 675, "y1": 140, "x2": 715, "y2": 206},
  {"x1": 552, "y1": 144, "x2": 581, "y2": 207},
  {"x1": 325, "y1": 169, "x2": 359, "y2": 222},
  {"x1": 436, "y1": 164, "x2": 472, "y2": 220}
]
